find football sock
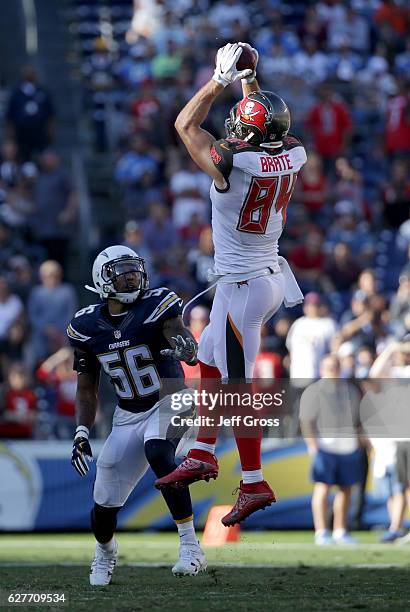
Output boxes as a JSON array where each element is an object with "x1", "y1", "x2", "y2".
[
  {"x1": 91, "y1": 503, "x2": 120, "y2": 544},
  {"x1": 176, "y1": 516, "x2": 197, "y2": 546},
  {"x1": 192, "y1": 441, "x2": 216, "y2": 455},
  {"x1": 99, "y1": 538, "x2": 116, "y2": 553},
  {"x1": 242, "y1": 469, "x2": 263, "y2": 484},
  {"x1": 195, "y1": 361, "x2": 221, "y2": 446},
  {"x1": 234, "y1": 430, "x2": 262, "y2": 473},
  {"x1": 145, "y1": 439, "x2": 193, "y2": 521}
]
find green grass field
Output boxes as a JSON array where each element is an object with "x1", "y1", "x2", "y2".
[{"x1": 1, "y1": 532, "x2": 410, "y2": 611}]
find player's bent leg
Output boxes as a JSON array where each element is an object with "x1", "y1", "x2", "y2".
[
  {"x1": 145, "y1": 439, "x2": 207, "y2": 576},
  {"x1": 89, "y1": 504, "x2": 119, "y2": 586},
  {"x1": 154, "y1": 367, "x2": 220, "y2": 489},
  {"x1": 90, "y1": 423, "x2": 150, "y2": 585},
  {"x1": 221, "y1": 276, "x2": 283, "y2": 525}
]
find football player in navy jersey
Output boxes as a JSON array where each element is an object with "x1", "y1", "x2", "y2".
[{"x1": 67, "y1": 245, "x2": 207, "y2": 584}]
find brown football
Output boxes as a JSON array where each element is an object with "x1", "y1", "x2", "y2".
[{"x1": 236, "y1": 46, "x2": 257, "y2": 71}]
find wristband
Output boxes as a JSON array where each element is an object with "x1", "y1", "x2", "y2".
[
  {"x1": 75, "y1": 425, "x2": 89, "y2": 440},
  {"x1": 212, "y1": 73, "x2": 229, "y2": 88}
]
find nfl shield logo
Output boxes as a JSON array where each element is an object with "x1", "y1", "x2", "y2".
[{"x1": 114, "y1": 330, "x2": 121, "y2": 339}]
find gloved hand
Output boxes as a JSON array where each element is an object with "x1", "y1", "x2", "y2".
[
  {"x1": 161, "y1": 335, "x2": 198, "y2": 365},
  {"x1": 238, "y1": 42, "x2": 259, "y2": 84},
  {"x1": 212, "y1": 43, "x2": 253, "y2": 88},
  {"x1": 71, "y1": 426, "x2": 93, "y2": 476}
]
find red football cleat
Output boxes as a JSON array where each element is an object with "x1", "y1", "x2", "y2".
[
  {"x1": 221, "y1": 480, "x2": 276, "y2": 526},
  {"x1": 154, "y1": 450, "x2": 219, "y2": 489}
]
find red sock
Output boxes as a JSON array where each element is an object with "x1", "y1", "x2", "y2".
[
  {"x1": 196, "y1": 361, "x2": 221, "y2": 446},
  {"x1": 233, "y1": 428, "x2": 262, "y2": 471}
]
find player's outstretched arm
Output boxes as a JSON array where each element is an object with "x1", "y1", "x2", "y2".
[
  {"x1": 238, "y1": 42, "x2": 261, "y2": 97},
  {"x1": 71, "y1": 366, "x2": 99, "y2": 476},
  {"x1": 175, "y1": 43, "x2": 252, "y2": 189},
  {"x1": 161, "y1": 316, "x2": 198, "y2": 366}
]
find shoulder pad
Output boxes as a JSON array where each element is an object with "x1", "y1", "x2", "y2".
[
  {"x1": 283, "y1": 134, "x2": 303, "y2": 150},
  {"x1": 66, "y1": 304, "x2": 100, "y2": 344},
  {"x1": 211, "y1": 138, "x2": 260, "y2": 183},
  {"x1": 142, "y1": 288, "x2": 183, "y2": 324}
]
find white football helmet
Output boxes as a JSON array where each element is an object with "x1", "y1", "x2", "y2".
[{"x1": 85, "y1": 245, "x2": 149, "y2": 304}]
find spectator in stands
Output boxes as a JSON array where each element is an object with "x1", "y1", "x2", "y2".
[
  {"x1": 8, "y1": 256, "x2": 35, "y2": 305},
  {"x1": 122, "y1": 219, "x2": 156, "y2": 283},
  {"x1": 27, "y1": 260, "x2": 77, "y2": 365},
  {"x1": 293, "y1": 37, "x2": 329, "y2": 84},
  {"x1": 336, "y1": 292, "x2": 390, "y2": 353},
  {"x1": 188, "y1": 225, "x2": 215, "y2": 297},
  {"x1": 384, "y1": 79, "x2": 410, "y2": 156},
  {"x1": 289, "y1": 231, "x2": 328, "y2": 293},
  {"x1": 381, "y1": 158, "x2": 410, "y2": 229},
  {"x1": 355, "y1": 346, "x2": 376, "y2": 379},
  {"x1": 170, "y1": 157, "x2": 210, "y2": 229},
  {"x1": 389, "y1": 271, "x2": 410, "y2": 337},
  {"x1": 5, "y1": 66, "x2": 54, "y2": 160},
  {"x1": 297, "y1": 152, "x2": 328, "y2": 218},
  {"x1": 0, "y1": 277, "x2": 24, "y2": 381},
  {"x1": 305, "y1": 82, "x2": 352, "y2": 168},
  {"x1": 325, "y1": 201, "x2": 373, "y2": 258},
  {"x1": 0, "y1": 162, "x2": 37, "y2": 229},
  {"x1": 325, "y1": 243, "x2": 362, "y2": 294},
  {"x1": 142, "y1": 201, "x2": 177, "y2": 258},
  {"x1": 286, "y1": 293, "x2": 338, "y2": 387},
  {"x1": 333, "y1": 158, "x2": 364, "y2": 215},
  {"x1": 300, "y1": 354, "x2": 365, "y2": 545},
  {"x1": 115, "y1": 135, "x2": 160, "y2": 215},
  {"x1": 32, "y1": 150, "x2": 77, "y2": 267},
  {"x1": 0, "y1": 140, "x2": 19, "y2": 187},
  {"x1": 0, "y1": 363, "x2": 37, "y2": 439},
  {"x1": 36, "y1": 347, "x2": 77, "y2": 439}
]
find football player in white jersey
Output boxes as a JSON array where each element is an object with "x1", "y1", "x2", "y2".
[{"x1": 156, "y1": 43, "x2": 307, "y2": 526}]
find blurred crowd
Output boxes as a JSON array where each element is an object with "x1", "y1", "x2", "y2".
[{"x1": 0, "y1": 0, "x2": 409, "y2": 463}]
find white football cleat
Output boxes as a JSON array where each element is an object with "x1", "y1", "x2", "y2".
[
  {"x1": 89, "y1": 539, "x2": 118, "y2": 586},
  {"x1": 172, "y1": 541, "x2": 207, "y2": 577}
]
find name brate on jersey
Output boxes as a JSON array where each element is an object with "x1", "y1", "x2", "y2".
[
  {"x1": 108, "y1": 339, "x2": 130, "y2": 350},
  {"x1": 260, "y1": 153, "x2": 293, "y2": 173}
]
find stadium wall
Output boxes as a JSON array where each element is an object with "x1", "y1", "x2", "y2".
[{"x1": 0, "y1": 440, "x2": 391, "y2": 532}]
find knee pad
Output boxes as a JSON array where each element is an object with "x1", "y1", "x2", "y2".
[{"x1": 144, "y1": 439, "x2": 176, "y2": 478}]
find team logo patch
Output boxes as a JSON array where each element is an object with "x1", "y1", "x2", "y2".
[
  {"x1": 210, "y1": 146, "x2": 222, "y2": 165},
  {"x1": 114, "y1": 330, "x2": 121, "y2": 339},
  {"x1": 238, "y1": 98, "x2": 270, "y2": 137}
]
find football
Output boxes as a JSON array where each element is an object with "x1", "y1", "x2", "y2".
[{"x1": 236, "y1": 46, "x2": 257, "y2": 71}]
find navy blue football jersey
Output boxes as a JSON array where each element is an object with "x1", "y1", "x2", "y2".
[{"x1": 66, "y1": 287, "x2": 186, "y2": 413}]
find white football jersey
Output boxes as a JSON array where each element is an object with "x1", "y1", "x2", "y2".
[{"x1": 210, "y1": 135, "x2": 307, "y2": 275}]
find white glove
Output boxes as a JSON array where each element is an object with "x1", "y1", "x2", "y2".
[
  {"x1": 212, "y1": 43, "x2": 253, "y2": 88},
  {"x1": 238, "y1": 42, "x2": 259, "y2": 84}
]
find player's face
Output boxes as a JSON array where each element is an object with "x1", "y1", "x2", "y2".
[{"x1": 104, "y1": 260, "x2": 143, "y2": 293}]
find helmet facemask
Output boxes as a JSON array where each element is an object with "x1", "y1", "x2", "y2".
[{"x1": 100, "y1": 256, "x2": 148, "y2": 304}]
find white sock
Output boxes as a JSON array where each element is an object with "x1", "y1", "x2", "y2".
[
  {"x1": 333, "y1": 528, "x2": 346, "y2": 539},
  {"x1": 315, "y1": 529, "x2": 329, "y2": 536},
  {"x1": 242, "y1": 469, "x2": 263, "y2": 484},
  {"x1": 176, "y1": 518, "x2": 197, "y2": 545},
  {"x1": 193, "y1": 441, "x2": 215, "y2": 455},
  {"x1": 98, "y1": 537, "x2": 115, "y2": 553}
]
